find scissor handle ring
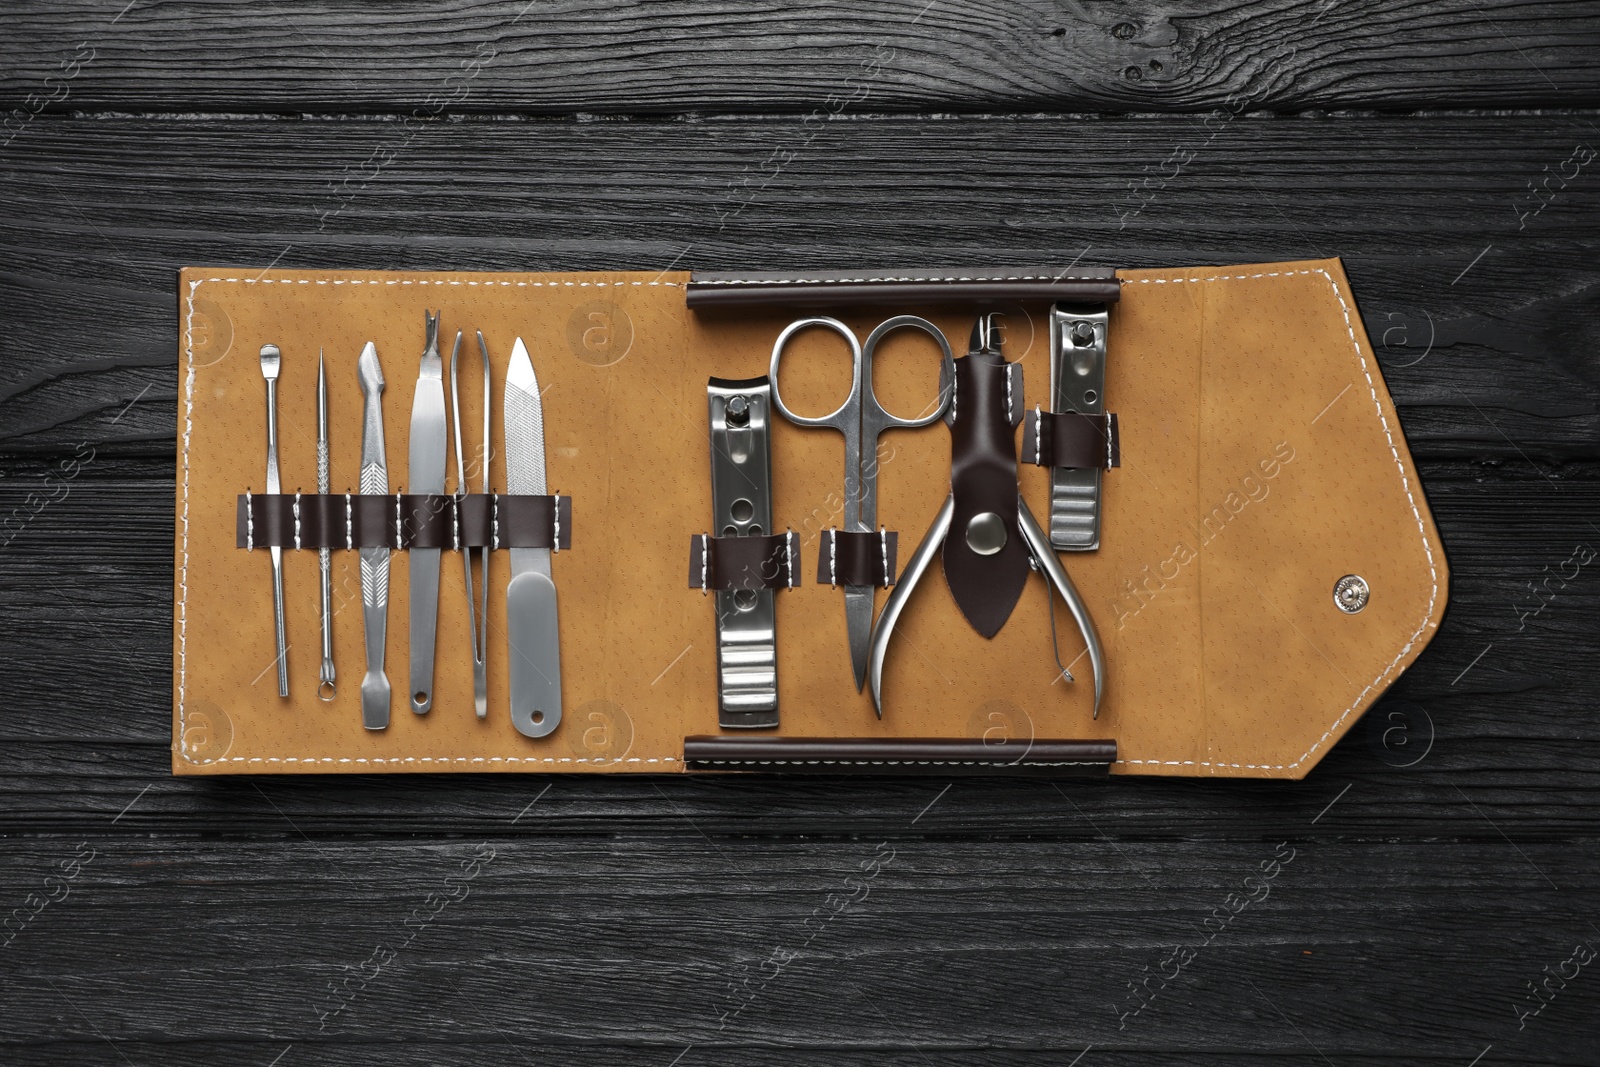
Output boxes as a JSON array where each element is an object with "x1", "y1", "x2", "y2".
[
  {"x1": 860, "y1": 315, "x2": 954, "y2": 429},
  {"x1": 769, "y1": 316, "x2": 862, "y2": 428}
]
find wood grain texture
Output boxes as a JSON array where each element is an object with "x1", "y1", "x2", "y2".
[
  {"x1": 2, "y1": 0, "x2": 1600, "y2": 114},
  {"x1": 3, "y1": 1, "x2": 1599, "y2": 1061}
]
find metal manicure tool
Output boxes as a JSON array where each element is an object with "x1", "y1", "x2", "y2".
[
  {"x1": 258, "y1": 343, "x2": 289, "y2": 698},
  {"x1": 768, "y1": 315, "x2": 953, "y2": 690},
  {"x1": 317, "y1": 349, "x2": 336, "y2": 701},
  {"x1": 504, "y1": 337, "x2": 562, "y2": 738},
  {"x1": 408, "y1": 311, "x2": 447, "y2": 715},
  {"x1": 867, "y1": 314, "x2": 1105, "y2": 718},
  {"x1": 451, "y1": 330, "x2": 491, "y2": 720},
  {"x1": 357, "y1": 342, "x2": 392, "y2": 731}
]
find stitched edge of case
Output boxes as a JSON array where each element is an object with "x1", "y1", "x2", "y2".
[
  {"x1": 1114, "y1": 268, "x2": 1440, "y2": 772},
  {"x1": 687, "y1": 759, "x2": 1108, "y2": 768},
  {"x1": 177, "y1": 267, "x2": 1437, "y2": 772},
  {"x1": 691, "y1": 273, "x2": 1112, "y2": 285}
]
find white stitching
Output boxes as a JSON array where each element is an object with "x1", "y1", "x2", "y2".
[
  {"x1": 692, "y1": 273, "x2": 1111, "y2": 286},
  {"x1": 345, "y1": 492, "x2": 353, "y2": 551},
  {"x1": 394, "y1": 492, "x2": 402, "y2": 550},
  {"x1": 552, "y1": 494, "x2": 560, "y2": 553},
  {"x1": 1006, "y1": 364, "x2": 1014, "y2": 423},
  {"x1": 828, "y1": 529, "x2": 837, "y2": 587},
  {"x1": 688, "y1": 758, "x2": 1107, "y2": 767},
  {"x1": 1034, "y1": 407, "x2": 1042, "y2": 466},
  {"x1": 1106, "y1": 413, "x2": 1114, "y2": 469},
  {"x1": 786, "y1": 531, "x2": 796, "y2": 589},
  {"x1": 192, "y1": 278, "x2": 683, "y2": 288},
  {"x1": 880, "y1": 528, "x2": 890, "y2": 587},
  {"x1": 491, "y1": 494, "x2": 499, "y2": 550},
  {"x1": 1111, "y1": 267, "x2": 1441, "y2": 772},
  {"x1": 292, "y1": 491, "x2": 301, "y2": 551},
  {"x1": 452, "y1": 494, "x2": 460, "y2": 552},
  {"x1": 699, "y1": 534, "x2": 709, "y2": 594},
  {"x1": 244, "y1": 490, "x2": 253, "y2": 551}
]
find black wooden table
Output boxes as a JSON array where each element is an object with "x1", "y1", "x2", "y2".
[{"x1": 4, "y1": 3, "x2": 1599, "y2": 1063}]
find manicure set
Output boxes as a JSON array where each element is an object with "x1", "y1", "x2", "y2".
[{"x1": 177, "y1": 261, "x2": 1449, "y2": 778}]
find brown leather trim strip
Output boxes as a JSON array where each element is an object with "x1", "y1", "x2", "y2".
[
  {"x1": 236, "y1": 494, "x2": 572, "y2": 550},
  {"x1": 689, "y1": 532, "x2": 799, "y2": 591},
  {"x1": 686, "y1": 267, "x2": 1122, "y2": 310},
  {"x1": 817, "y1": 529, "x2": 899, "y2": 587},
  {"x1": 1022, "y1": 411, "x2": 1121, "y2": 469},
  {"x1": 683, "y1": 736, "x2": 1116, "y2": 775}
]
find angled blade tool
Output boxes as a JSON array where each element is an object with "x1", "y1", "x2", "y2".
[
  {"x1": 357, "y1": 342, "x2": 392, "y2": 731},
  {"x1": 317, "y1": 349, "x2": 336, "y2": 701},
  {"x1": 451, "y1": 330, "x2": 492, "y2": 720},
  {"x1": 503, "y1": 337, "x2": 562, "y2": 738},
  {"x1": 408, "y1": 311, "x2": 447, "y2": 715},
  {"x1": 258, "y1": 343, "x2": 289, "y2": 698}
]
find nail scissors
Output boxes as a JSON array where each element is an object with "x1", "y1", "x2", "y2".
[{"x1": 768, "y1": 315, "x2": 954, "y2": 690}]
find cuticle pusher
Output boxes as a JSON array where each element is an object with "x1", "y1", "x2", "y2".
[
  {"x1": 358, "y1": 342, "x2": 391, "y2": 730},
  {"x1": 259, "y1": 343, "x2": 289, "y2": 698},
  {"x1": 317, "y1": 349, "x2": 336, "y2": 701}
]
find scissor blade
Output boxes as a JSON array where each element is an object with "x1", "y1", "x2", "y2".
[{"x1": 845, "y1": 586, "x2": 873, "y2": 692}]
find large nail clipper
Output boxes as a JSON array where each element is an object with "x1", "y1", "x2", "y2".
[
  {"x1": 357, "y1": 342, "x2": 392, "y2": 730},
  {"x1": 868, "y1": 314, "x2": 1105, "y2": 718},
  {"x1": 408, "y1": 311, "x2": 447, "y2": 715},
  {"x1": 317, "y1": 349, "x2": 336, "y2": 701},
  {"x1": 451, "y1": 331, "x2": 491, "y2": 720},
  {"x1": 258, "y1": 343, "x2": 289, "y2": 698},
  {"x1": 704, "y1": 376, "x2": 783, "y2": 728}
]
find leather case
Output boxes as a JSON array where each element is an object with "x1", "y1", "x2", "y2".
[{"x1": 173, "y1": 259, "x2": 1447, "y2": 778}]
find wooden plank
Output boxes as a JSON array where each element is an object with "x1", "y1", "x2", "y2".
[
  {"x1": 1, "y1": 114, "x2": 1598, "y2": 456},
  {"x1": 1, "y1": 837, "x2": 1595, "y2": 1059},
  {"x1": 2, "y1": 0, "x2": 1599, "y2": 115}
]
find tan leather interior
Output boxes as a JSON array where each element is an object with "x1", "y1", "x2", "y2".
[{"x1": 172, "y1": 259, "x2": 1448, "y2": 778}]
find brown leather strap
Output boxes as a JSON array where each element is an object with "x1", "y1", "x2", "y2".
[
  {"x1": 1022, "y1": 411, "x2": 1121, "y2": 470},
  {"x1": 943, "y1": 349, "x2": 1029, "y2": 638},
  {"x1": 689, "y1": 532, "x2": 799, "y2": 591},
  {"x1": 235, "y1": 493, "x2": 572, "y2": 550},
  {"x1": 683, "y1": 736, "x2": 1116, "y2": 775},
  {"x1": 817, "y1": 529, "x2": 899, "y2": 587},
  {"x1": 686, "y1": 267, "x2": 1121, "y2": 310}
]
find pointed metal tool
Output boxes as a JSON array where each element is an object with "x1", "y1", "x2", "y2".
[
  {"x1": 357, "y1": 342, "x2": 391, "y2": 731},
  {"x1": 451, "y1": 330, "x2": 491, "y2": 720},
  {"x1": 408, "y1": 311, "x2": 447, "y2": 715},
  {"x1": 316, "y1": 349, "x2": 336, "y2": 701},
  {"x1": 259, "y1": 343, "x2": 289, "y2": 698},
  {"x1": 503, "y1": 337, "x2": 562, "y2": 738}
]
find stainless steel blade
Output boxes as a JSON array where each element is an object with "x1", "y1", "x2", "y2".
[
  {"x1": 845, "y1": 586, "x2": 872, "y2": 692},
  {"x1": 357, "y1": 342, "x2": 391, "y2": 731},
  {"x1": 503, "y1": 336, "x2": 561, "y2": 737},
  {"x1": 408, "y1": 314, "x2": 448, "y2": 715}
]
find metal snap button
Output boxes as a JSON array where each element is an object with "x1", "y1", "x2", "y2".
[
  {"x1": 966, "y1": 512, "x2": 1007, "y2": 555},
  {"x1": 1334, "y1": 574, "x2": 1369, "y2": 613}
]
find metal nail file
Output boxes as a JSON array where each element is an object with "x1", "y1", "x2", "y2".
[
  {"x1": 503, "y1": 337, "x2": 562, "y2": 738},
  {"x1": 408, "y1": 312, "x2": 447, "y2": 715},
  {"x1": 258, "y1": 343, "x2": 289, "y2": 698},
  {"x1": 357, "y1": 342, "x2": 391, "y2": 731},
  {"x1": 706, "y1": 376, "x2": 781, "y2": 729},
  {"x1": 1047, "y1": 304, "x2": 1109, "y2": 550},
  {"x1": 316, "y1": 349, "x2": 336, "y2": 701}
]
